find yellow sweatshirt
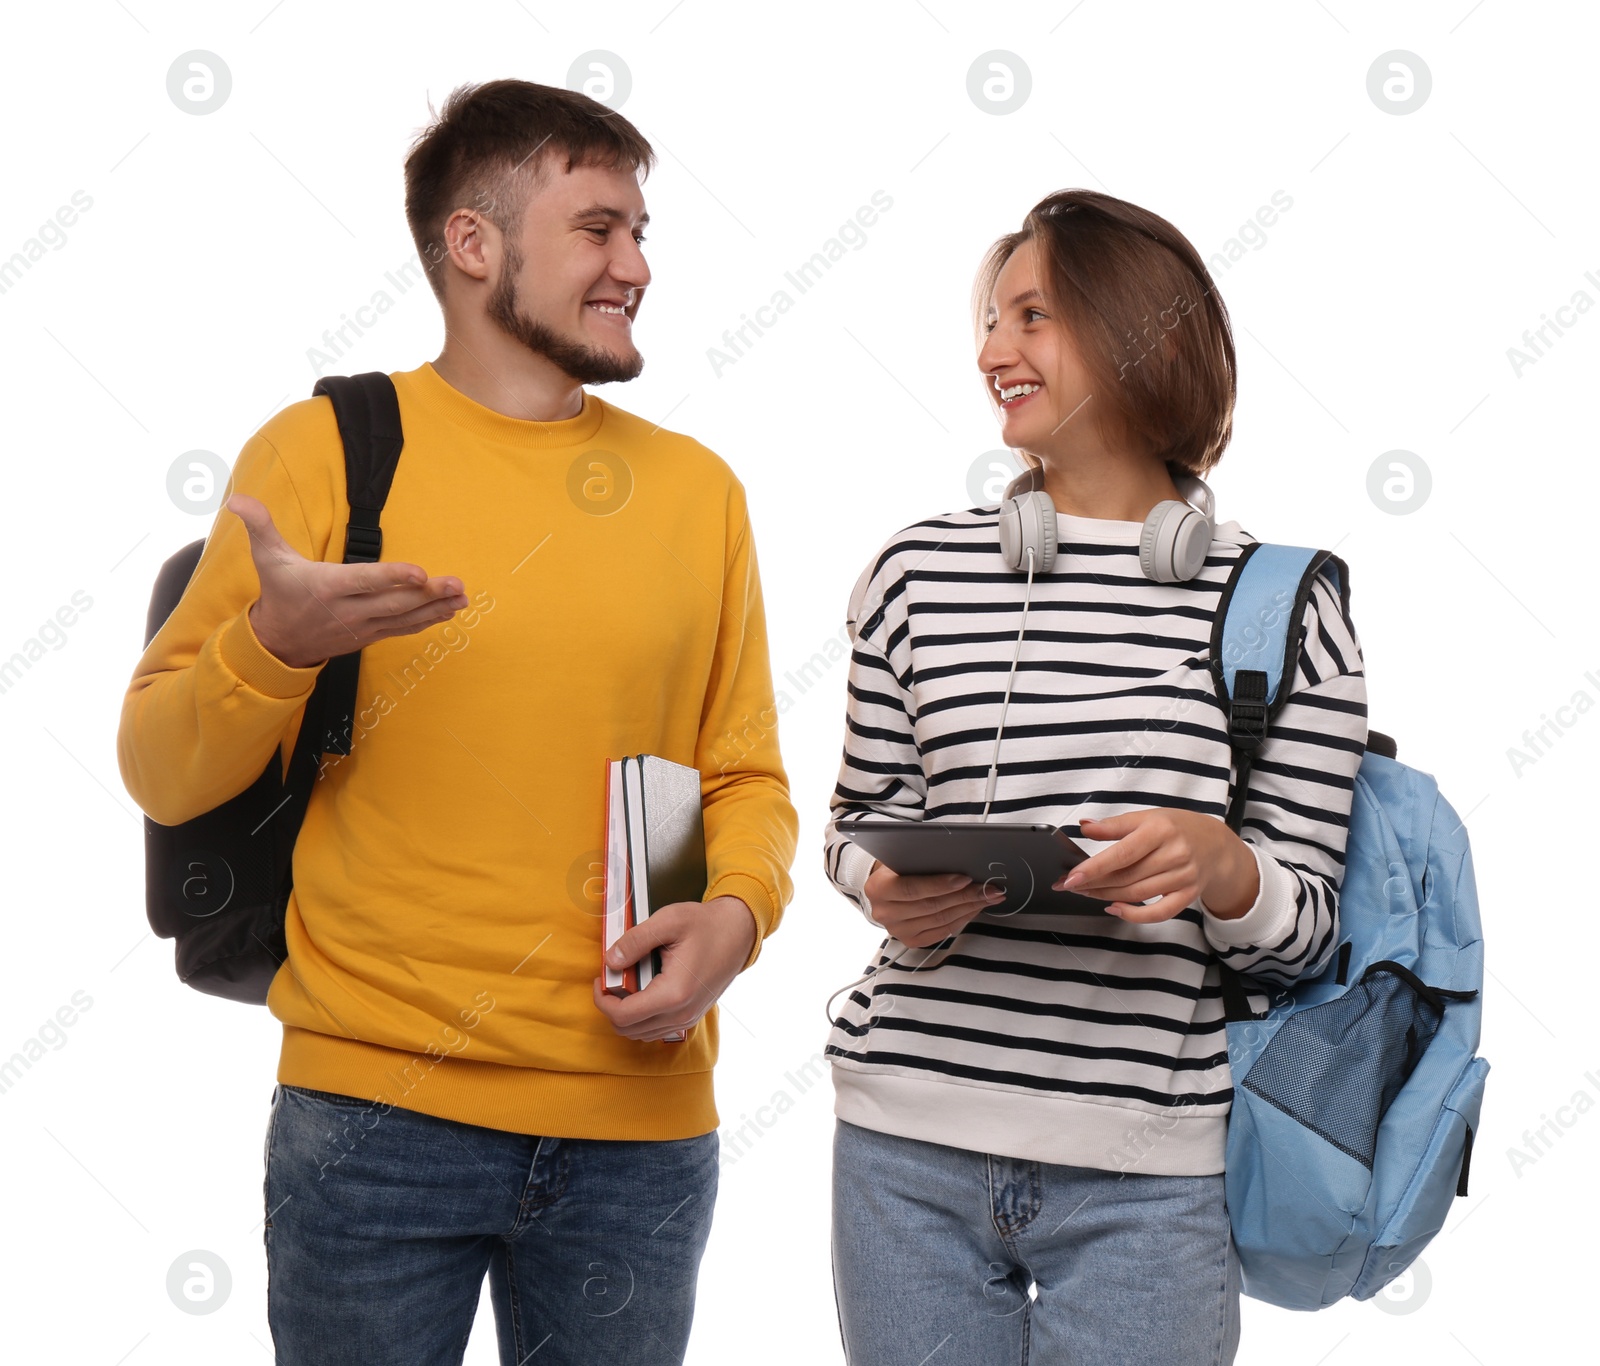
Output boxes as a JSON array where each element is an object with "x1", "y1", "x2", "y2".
[{"x1": 118, "y1": 361, "x2": 798, "y2": 1139}]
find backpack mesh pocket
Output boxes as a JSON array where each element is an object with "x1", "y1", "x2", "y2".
[{"x1": 1240, "y1": 962, "x2": 1450, "y2": 1169}]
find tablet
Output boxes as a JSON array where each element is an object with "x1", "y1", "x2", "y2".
[{"x1": 841, "y1": 819, "x2": 1114, "y2": 916}]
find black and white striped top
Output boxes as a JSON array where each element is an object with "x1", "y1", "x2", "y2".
[{"x1": 821, "y1": 504, "x2": 1368, "y2": 1175}]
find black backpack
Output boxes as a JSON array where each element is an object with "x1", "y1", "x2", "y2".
[{"x1": 141, "y1": 372, "x2": 404, "y2": 1003}]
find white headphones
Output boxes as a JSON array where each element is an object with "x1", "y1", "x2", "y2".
[
  {"x1": 997, "y1": 463, "x2": 1217, "y2": 584},
  {"x1": 981, "y1": 462, "x2": 1219, "y2": 820}
]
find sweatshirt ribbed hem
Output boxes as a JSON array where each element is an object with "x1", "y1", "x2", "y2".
[
  {"x1": 704, "y1": 869, "x2": 779, "y2": 971},
  {"x1": 1201, "y1": 839, "x2": 1299, "y2": 948},
  {"x1": 278, "y1": 1025, "x2": 718, "y2": 1140},
  {"x1": 834, "y1": 839, "x2": 881, "y2": 925},
  {"x1": 830, "y1": 1061, "x2": 1227, "y2": 1176},
  {"x1": 217, "y1": 608, "x2": 324, "y2": 699}
]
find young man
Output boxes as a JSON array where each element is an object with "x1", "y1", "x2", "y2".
[{"x1": 117, "y1": 79, "x2": 797, "y2": 1366}]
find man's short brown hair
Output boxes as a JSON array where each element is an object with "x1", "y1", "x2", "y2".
[{"x1": 403, "y1": 79, "x2": 656, "y2": 303}]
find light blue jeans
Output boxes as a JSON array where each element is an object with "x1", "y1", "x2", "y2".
[
  {"x1": 831, "y1": 1118, "x2": 1241, "y2": 1366},
  {"x1": 263, "y1": 1083, "x2": 719, "y2": 1365}
]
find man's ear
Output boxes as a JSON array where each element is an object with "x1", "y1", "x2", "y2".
[{"x1": 438, "y1": 207, "x2": 494, "y2": 285}]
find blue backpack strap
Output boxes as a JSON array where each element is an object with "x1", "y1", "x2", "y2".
[
  {"x1": 1212, "y1": 541, "x2": 1349, "y2": 826},
  {"x1": 1211, "y1": 541, "x2": 1349, "y2": 1022}
]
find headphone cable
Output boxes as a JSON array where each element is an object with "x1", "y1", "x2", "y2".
[{"x1": 982, "y1": 546, "x2": 1036, "y2": 821}]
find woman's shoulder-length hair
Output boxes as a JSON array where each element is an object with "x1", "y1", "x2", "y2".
[{"x1": 971, "y1": 189, "x2": 1238, "y2": 484}]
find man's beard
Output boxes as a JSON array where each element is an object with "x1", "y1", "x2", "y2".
[{"x1": 486, "y1": 239, "x2": 644, "y2": 386}]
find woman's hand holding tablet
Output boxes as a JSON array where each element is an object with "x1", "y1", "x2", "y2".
[
  {"x1": 860, "y1": 864, "x2": 1005, "y2": 947},
  {"x1": 1056, "y1": 809, "x2": 1261, "y2": 922},
  {"x1": 843, "y1": 819, "x2": 1116, "y2": 921}
]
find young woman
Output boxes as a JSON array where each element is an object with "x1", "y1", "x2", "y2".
[{"x1": 821, "y1": 190, "x2": 1368, "y2": 1365}]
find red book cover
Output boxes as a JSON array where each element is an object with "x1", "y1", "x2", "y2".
[{"x1": 602, "y1": 760, "x2": 639, "y2": 997}]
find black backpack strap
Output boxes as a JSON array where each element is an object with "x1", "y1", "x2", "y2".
[{"x1": 308, "y1": 372, "x2": 404, "y2": 755}]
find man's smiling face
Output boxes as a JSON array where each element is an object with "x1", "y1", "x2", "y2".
[{"x1": 485, "y1": 159, "x2": 652, "y2": 385}]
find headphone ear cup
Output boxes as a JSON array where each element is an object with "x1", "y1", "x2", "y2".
[
  {"x1": 997, "y1": 490, "x2": 1057, "y2": 573},
  {"x1": 1139, "y1": 500, "x2": 1178, "y2": 582},
  {"x1": 1032, "y1": 491, "x2": 1057, "y2": 572},
  {"x1": 998, "y1": 497, "x2": 1024, "y2": 571},
  {"x1": 1139, "y1": 501, "x2": 1215, "y2": 582},
  {"x1": 1171, "y1": 511, "x2": 1212, "y2": 579}
]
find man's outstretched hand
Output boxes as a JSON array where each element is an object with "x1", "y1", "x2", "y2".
[
  {"x1": 593, "y1": 895, "x2": 758, "y2": 1042},
  {"x1": 228, "y1": 493, "x2": 468, "y2": 669}
]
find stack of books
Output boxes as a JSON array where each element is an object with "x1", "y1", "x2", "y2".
[{"x1": 602, "y1": 754, "x2": 707, "y2": 1043}]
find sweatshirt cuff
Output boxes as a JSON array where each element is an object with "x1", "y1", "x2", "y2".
[
  {"x1": 834, "y1": 839, "x2": 883, "y2": 927},
  {"x1": 217, "y1": 609, "x2": 325, "y2": 700},
  {"x1": 704, "y1": 871, "x2": 778, "y2": 973},
  {"x1": 1200, "y1": 842, "x2": 1297, "y2": 949}
]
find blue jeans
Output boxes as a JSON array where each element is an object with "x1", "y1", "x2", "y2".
[
  {"x1": 831, "y1": 1119, "x2": 1240, "y2": 1366},
  {"x1": 263, "y1": 1083, "x2": 719, "y2": 1366}
]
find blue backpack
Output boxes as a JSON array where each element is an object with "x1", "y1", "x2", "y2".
[{"x1": 1211, "y1": 542, "x2": 1489, "y2": 1311}]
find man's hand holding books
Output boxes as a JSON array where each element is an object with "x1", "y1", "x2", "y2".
[{"x1": 594, "y1": 895, "x2": 756, "y2": 1042}]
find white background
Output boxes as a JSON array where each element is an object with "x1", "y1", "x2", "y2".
[{"x1": 1, "y1": 1, "x2": 1594, "y2": 1361}]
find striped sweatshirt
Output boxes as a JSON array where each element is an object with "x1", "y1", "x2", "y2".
[{"x1": 821, "y1": 503, "x2": 1368, "y2": 1175}]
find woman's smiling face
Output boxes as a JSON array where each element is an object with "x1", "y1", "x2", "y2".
[{"x1": 976, "y1": 236, "x2": 1103, "y2": 461}]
